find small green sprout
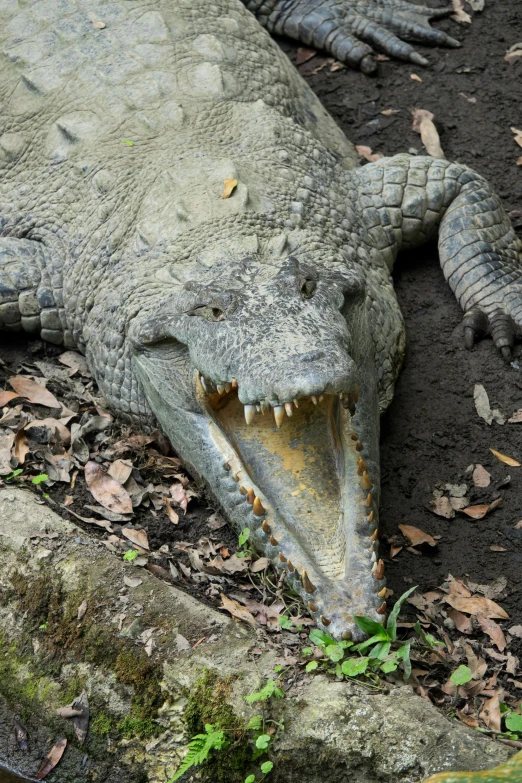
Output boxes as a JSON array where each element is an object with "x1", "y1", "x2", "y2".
[
  {"x1": 123, "y1": 549, "x2": 139, "y2": 562},
  {"x1": 31, "y1": 473, "x2": 48, "y2": 485}
]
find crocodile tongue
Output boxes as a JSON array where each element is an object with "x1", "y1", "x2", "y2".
[{"x1": 199, "y1": 377, "x2": 386, "y2": 640}]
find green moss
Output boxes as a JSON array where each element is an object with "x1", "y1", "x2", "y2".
[
  {"x1": 117, "y1": 716, "x2": 159, "y2": 740},
  {"x1": 184, "y1": 670, "x2": 251, "y2": 783},
  {"x1": 91, "y1": 712, "x2": 113, "y2": 737}
]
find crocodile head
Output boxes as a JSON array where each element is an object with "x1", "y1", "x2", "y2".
[{"x1": 130, "y1": 254, "x2": 385, "y2": 640}]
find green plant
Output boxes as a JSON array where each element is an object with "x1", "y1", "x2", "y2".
[
  {"x1": 31, "y1": 473, "x2": 48, "y2": 485},
  {"x1": 244, "y1": 679, "x2": 284, "y2": 704},
  {"x1": 450, "y1": 665, "x2": 473, "y2": 686},
  {"x1": 123, "y1": 549, "x2": 139, "y2": 562},
  {"x1": 171, "y1": 724, "x2": 228, "y2": 781},
  {"x1": 4, "y1": 469, "x2": 23, "y2": 481}
]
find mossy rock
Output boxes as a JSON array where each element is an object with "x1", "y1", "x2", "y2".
[{"x1": 425, "y1": 751, "x2": 522, "y2": 782}]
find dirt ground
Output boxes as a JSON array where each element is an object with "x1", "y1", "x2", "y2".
[{"x1": 1, "y1": 0, "x2": 522, "y2": 756}]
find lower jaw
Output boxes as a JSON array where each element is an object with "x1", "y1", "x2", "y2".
[{"x1": 198, "y1": 376, "x2": 386, "y2": 640}]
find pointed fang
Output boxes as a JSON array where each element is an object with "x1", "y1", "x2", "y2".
[
  {"x1": 287, "y1": 560, "x2": 295, "y2": 572},
  {"x1": 357, "y1": 457, "x2": 366, "y2": 476},
  {"x1": 231, "y1": 379, "x2": 238, "y2": 388},
  {"x1": 378, "y1": 587, "x2": 387, "y2": 599},
  {"x1": 367, "y1": 510, "x2": 375, "y2": 524},
  {"x1": 370, "y1": 528, "x2": 378, "y2": 542},
  {"x1": 355, "y1": 441, "x2": 363, "y2": 452},
  {"x1": 274, "y1": 406, "x2": 284, "y2": 427},
  {"x1": 239, "y1": 485, "x2": 248, "y2": 495},
  {"x1": 293, "y1": 398, "x2": 299, "y2": 408},
  {"x1": 365, "y1": 493, "x2": 372, "y2": 507},
  {"x1": 253, "y1": 497, "x2": 265, "y2": 516},
  {"x1": 284, "y1": 402, "x2": 293, "y2": 417},
  {"x1": 353, "y1": 385, "x2": 359, "y2": 403},
  {"x1": 261, "y1": 520, "x2": 271, "y2": 535},
  {"x1": 373, "y1": 559, "x2": 385, "y2": 580},
  {"x1": 377, "y1": 601, "x2": 387, "y2": 615},
  {"x1": 217, "y1": 384, "x2": 225, "y2": 394},
  {"x1": 269, "y1": 535, "x2": 278, "y2": 546},
  {"x1": 308, "y1": 601, "x2": 318, "y2": 612},
  {"x1": 244, "y1": 405, "x2": 256, "y2": 425},
  {"x1": 246, "y1": 488, "x2": 255, "y2": 504},
  {"x1": 320, "y1": 615, "x2": 331, "y2": 626},
  {"x1": 302, "y1": 570, "x2": 316, "y2": 594},
  {"x1": 311, "y1": 396, "x2": 318, "y2": 405},
  {"x1": 361, "y1": 472, "x2": 372, "y2": 491},
  {"x1": 278, "y1": 552, "x2": 287, "y2": 563}
]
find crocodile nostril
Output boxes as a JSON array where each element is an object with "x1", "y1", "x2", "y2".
[{"x1": 301, "y1": 351, "x2": 326, "y2": 363}]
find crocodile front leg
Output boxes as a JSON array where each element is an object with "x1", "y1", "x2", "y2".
[
  {"x1": 243, "y1": 0, "x2": 460, "y2": 72},
  {"x1": 352, "y1": 154, "x2": 522, "y2": 359}
]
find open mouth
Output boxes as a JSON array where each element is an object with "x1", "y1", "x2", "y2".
[{"x1": 195, "y1": 372, "x2": 386, "y2": 639}]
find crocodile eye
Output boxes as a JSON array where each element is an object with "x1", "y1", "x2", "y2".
[
  {"x1": 211, "y1": 307, "x2": 224, "y2": 320},
  {"x1": 300, "y1": 278, "x2": 317, "y2": 299}
]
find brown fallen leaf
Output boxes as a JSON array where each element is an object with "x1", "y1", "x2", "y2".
[
  {"x1": 25, "y1": 418, "x2": 71, "y2": 445},
  {"x1": 445, "y1": 594, "x2": 509, "y2": 620},
  {"x1": 0, "y1": 390, "x2": 22, "y2": 406},
  {"x1": 355, "y1": 145, "x2": 383, "y2": 163},
  {"x1": 479, "y1": 693, "x2": 501, "y2": 732},
  {"x1": 411, "y1": 109, "x2": 446, "y2": 160},
  {"x1": 490, "y1": 448, "x2": 521, "y2": 467},
  {"x1": 399, "y1": 524, "x2": 437, "y2": 547},
  {"x1": 410, "y1": 73, "x2": 423, "y2": 82},
  {"x1": 490, "y1": 545, "x2": 507, "y2": 552},
  {"x1": 512, "y1": 127, "x2": 522, "y2": 149},
  {"x1": 329, "y1": 61, "x2": 345, "y2": 72},
  {"x1": 473, "y1": 464, "x2": 491, "y2": 487},
  {"x1": 381, "y1": 109, "x2": 399, "y2": 116},
  {"x1": 108, "y1": 458, "x2": 133, "y2": 485},
  {"x1": 165, "y1": 499, "x2": 179, "y2": 525},
  {"x1": 295, "y1": 46, "x2": 317, "y2": 65},
  {"x1": 121, "y1": 527, "x2": 149, "y2": 550},
  {"x1": 474, "y1": 384, "x2": 505, "y2": 425},
  {"x1": 509, "y1": 625, "x2": 522, "y2": 638},
  {"x1": 451, "y1": 0, "x2": 472, "y2": 24},
  {"x1": 478, "y1": 617, "x2": 506, "y2": 651},
  {"x1": 505, "y1": 43, "x2": 522, "y2": 64},
  {"x1": 124, "y1": 575, "x2": 143, "y2": 588},
  {"x1": 77, "y1": 600, "x2": 87, "y2": 620},
  {"x1": 35, "y1": 737, "x2": 67, "y2": 780},
  {"x1": 207, "y1": 554, "x2": 248, "y2": 575},
  {"x1": 448, "y1": 608, "x2": 473, "y2": 634},
  {"x1": 222, "y1": 178, "x2": 237, "y2": 199},
  {"x1": 430, "y1": 496, "x2": 455, "y2": 518},
  {"x1": 220, "y1": 593, "x2": 256, "y2": 628},
  {"x1": 61, "y1": 505, "x2": 113, "y2": 532},
  {"x1": 461, "y1": 497, "x2": 502, "y2": 519},
  {"x1": 459, "y1": 92, "x2": 477, "y2": 104},
  {"x1": 390, "y1": 545, "x2": 403, "y2": 558},
  {"x1": 456, "y1": 709, "x2": 479, "y2": 728},
  {"x1": 251, "y1": 557, "x2": 270, "y2": 573},
  {"x1": 58, "y1": 351, "x2": 90, "y2": 376},
  {"x1": 508, "y1": 409, "x2": 522, "y2": 423},
  {"x1": 13, "y1": 428, "x2": 29, "y2": 464},
  {"x1": 170, "y1": 482, "x2": 189, "y2": 512},
  {"x1": 8, "y1": 376, "x2": 61, "y2": 408},
  {"x1": 84, "y1": 461, "x2": 133, "y2": 515}
]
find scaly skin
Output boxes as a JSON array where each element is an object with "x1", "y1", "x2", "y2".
[{"x1": 0, "y1": 0, "x2": 521, "y2": 639}]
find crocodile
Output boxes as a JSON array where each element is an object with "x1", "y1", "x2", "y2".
[{"x1": 1, "y1": 0, "x2": 521, "y2": 641}]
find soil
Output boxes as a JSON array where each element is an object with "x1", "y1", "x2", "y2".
[{"x1": 1, "y1": 0, "x2": 522, "y2": 713}]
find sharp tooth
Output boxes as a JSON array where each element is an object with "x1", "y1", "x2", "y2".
[
  {"x1": 378, "y1": 587, "x2": 387, "y2": 599},
  {"x1": 302, "y1": 570, "x2": 316, "y2": 594},
  {"x1": 269, "y1": 535, "x2": 278, "y2": 546},
  {"x1": 371, "y1": 552, "x2": 377, "y2": 563},
  {"x1": 261, "y1": 520, "x2": 271, "y2": 534},
  {"x1": 353, "y1": 385, "x2": 359, "y2": 403},
  {"x1": 361, "y1": 471, "x2": 372, "y2": 491},
  {"x1": 320, "y1": 615, "x2": 331, "y2": 626},
  {"x1": 246, "y1": 488, "x2": 255, "y2": 504},
  {"x1": 365, "y1": 493, "x2": 372, "y2": 507},
  {"x1": 318, "y1": 394, "x2": 324, "y2": 402},
  {"x1": 370, "y1": 528, "x2": 378, "y2": 542},
  {"x1": 231, "y1": 379, "x2": 238, "y2": 388},
  {"x1": 200, "y1": 376, "x2": 208, "y2": 393},
  {"x1": 260, "y1": 401, "x2": 268, "y2": 414},
  {"x1": 357, "y1": 457, "x2": 366, "y2": 476},
  {"x1": 284, "y1": 402, "x2": 293, "y2": 417},
  {"x1": 355, "y1": 441, "x2": 363, "y2": 452},
  {"x1": 217, "y1": 384, "x2": 225, "y2": 394},
  {"x1": 253, "y1": 497, "x2": 265, "y2": 516},
  {"x1": 287, "y1": 559, "x2": 295, "y2": 572},
  {"x1": 225, "y1": 383, "x2": 231, "y2": 393},
  {"x1": 256, "y1": 405, "x2": 261, "y2": 412},
  {"x1": 373, "y1": 559, "x2": 385, "y2": 580},
  {"x1": 244, "y1": 405, "x2": 256, "y2": 425},
  {"x1": 311, "y1": 396, "x2": 318, "y2": 405},
  {"x1": 293, "y1": 398, "x2": 299, "y2": 408},
  {"x1": 367, "y1": 510, "x2": 375, "y2": 524},
  {"x1": 274, "y1": 406, "x2": 284, "y2": 427},
  {"x1": 232, "y1": 473, "x2": 240, "y2": 482},
  {"x1": 278, "y1": 552, "x2": 287, "y2": 563},
  {"x1": 308, "y1": 601, "x2": 319, "y2": 612},
  {"x1": 376, "y1": 601, "x2": 387, "y2": 615},
  {"x1": 239, "y1": 485, "x2": 248, "y2": 495}
]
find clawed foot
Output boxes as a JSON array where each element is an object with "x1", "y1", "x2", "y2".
[
  {"x1": 264, "y1": 0, "x2": 461, "y2": 72},
  {"x1": 463, "y1": 306, "x2": 521, "y2": 363}
]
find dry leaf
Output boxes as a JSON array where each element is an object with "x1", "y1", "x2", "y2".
[
  {"x1": 445, "y1": 594, "x2": 509, "y2": 619},
  {"x1": 490, "y1": 545, "x2": 507, "y2": 552},
  {"x1": 509, "y1": 625, "x2": 522, "y2": 638},
  {"x1": 478, "y1": 617, "x2": 506, "y2": 651},
  {"x1": 479, "y1": 694, "x2": 501, "y2": 732},
  {"x1": 295, "y1": 47, "x2": 317, "y2": 65},
  {"x1": 490, "y1": 448, "x2": 521, "y2": 467},
  {"x1": 410, "y1": 73, "x2": 423, "y2": 82},
  {"x1": 448, "y1": 608, "x2": 472, "y2": 633},
  {"x1": 461, "y1": 497, "x2": 502, "y2": 519},
  {"x1": 222, "y1": 178, "x2": 237, "y2": 199},
  {"x1": 459, "y1": 92, "x2": 477, "y2": 104},
  {"x1": 91, "y1": 19, "x2": 106, "y2": 28},
  {"x1": 77, "y1": 600, "x2": 87, "y2": 620},
  {"x1": 25, "y1": 418, "x2": 71, "y2": 444},
  {"x1": 473, "y1": 464, "x2": 491, "y2": 487},
  {"x1": 108, "y1": 459, "x2": 133, "y2": 484},
  {"x1": 58, "y1": 351, "x2": 90, "y2": 376},
  {"x1": 329, "y1": 61, "x2": 345, "y2": 72},
  {"x1": 13, "y1": 428, "x2": 29, "y2": 464},
  {"x1": 390, "y1": 545, "x2": 403, "y2": 558},
  {"x1": 251, "y1": 557, "x2": 270, "y2": 573},
  {"x1": 355, "y1": 145, "x2": 383, "y2": 163},
  {"x1": 121, "y1": 527, "x2": 149, "y2": 550},
  {"x1": 85, "y1": 461, "x2": 133, "y2": 514},
  {"x1": 35, "y1": 738, "x2": 67, "y2": 780},
  {"x1": 411, "y1": 110, "x2": 445, "y2": 159},
  {"x1": 451, "y1": 0, "x2": 472, "y2": 23},
  {"x1": 8, "y1": 376, "x2": 61, "y2": 408},
  {"x1": 456, "y1": 709, "x2": 479, "y2": 728},
  {"x1": 474, "y1": 384, "x2": 505, "y2": 425},
  {"x1": 220, "y1": 593, "x2": 256, "y2": 628},
  {"x1": 511, "y1": 127, "x2": 522, "y2": 149},
  {"x1": 165, "y1": 499, "x2": 179, "y2": 524},
  {"x1": 381, "y1": 109, "x2": 399, "y2": 116},
  {"x1": 399, "y1": 524, "x2": 437, "y2": 547},
  {"x1": 468, "y1": 0, "x2": 484, "y2": 10},
  {"x1": 124, "y1": 575, "x2": 143, "y2": 588},
  {"x1": 0, "y1": 390, "x2": 21, "y2": 406},
  {"x1": 508, "y1": 409, "x2": 522, "y2": 423},
  {"x1": 430, "y1": 496, "x2": 455, "y2": 518},
  {"x1": 170, "y1": 482, "x2": 189, "y2": 512},
  {"x1": 0, "y1": 431, "x2": 15, "y2": 475},
  {"x1": 505, "y1": 43, "x2": 522, "y2": 64}
]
